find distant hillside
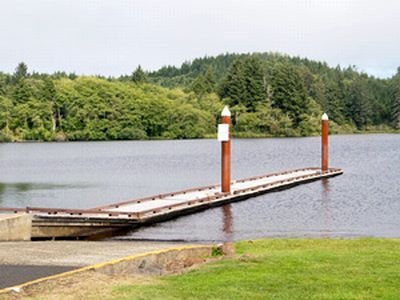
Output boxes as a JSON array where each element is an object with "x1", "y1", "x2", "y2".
[
  {"x1": 146, "y1": 52, "x2": 399, "y2": 132},
  {"x1": 1, "y1": 53, "x2": 399, "y2": 142}
]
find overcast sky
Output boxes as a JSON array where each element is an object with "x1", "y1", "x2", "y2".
[{"x1": 0, "y1": 0, "x2": 399, "y2": 78}]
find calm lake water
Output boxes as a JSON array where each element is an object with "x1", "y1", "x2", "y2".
[{"x1": 0, "y1": 135, "x2": 399, "y2": 242}]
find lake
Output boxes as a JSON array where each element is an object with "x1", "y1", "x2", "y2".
[{"x1": 0, "y1": 134, "x2": 399, "y2": 242}]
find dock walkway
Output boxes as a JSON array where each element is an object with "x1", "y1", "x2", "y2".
[
  {"x1": 0, "y1": 167, "x2": 343, "y2": 239},
  {"x1": 98, "y1": 168, "x2": 340, "y2": 218}
]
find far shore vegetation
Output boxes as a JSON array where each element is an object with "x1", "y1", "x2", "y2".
[{"x1": 1, "y1": 52, "x2": 400, "y2": 142}]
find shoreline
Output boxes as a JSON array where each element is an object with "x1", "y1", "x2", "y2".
[
  {"x1": 1, "y1": 238, "x2": 399, "y2": 299},
  {"x1": 0, "y1": 130, "x2": 399, "y2": 144}
]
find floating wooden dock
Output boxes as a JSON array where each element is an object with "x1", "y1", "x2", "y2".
[{"x1": 0, "y1": 167, "x2": 343, "y2": 239}]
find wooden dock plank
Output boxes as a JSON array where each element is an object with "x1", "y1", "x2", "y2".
[
  {"x1": 231, "y1": 169, "x2": 316, "y2": 190},
  {"x1": 100, "y1": 168, "x2": 342, "y2": 219},
  {"x1": 108, "y1": 200, "x2": 177, "y2": 213}
]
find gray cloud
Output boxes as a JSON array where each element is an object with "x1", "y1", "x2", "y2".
[{"x1": 0, "y1": 0, "x2": 399, "y2": 77}]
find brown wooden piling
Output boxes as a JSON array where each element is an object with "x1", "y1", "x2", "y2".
[
  {"x1": 220, "y1": 106, "x2": 231, "y2": 193},
  {"x1": 321, "y1": 113, "x2": 329, "y2": 171}
]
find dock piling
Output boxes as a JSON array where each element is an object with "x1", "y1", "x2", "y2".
[
  {"x1": 219, "y1": 106, "x2": 231, "y2": 193},
  {"x1": 321, "y1": 113, "x2": 329, "y2": 171}
]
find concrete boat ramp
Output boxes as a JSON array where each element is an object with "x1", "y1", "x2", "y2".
[
  {"x1": 0, "y1": 167, "x2": 343, "y2": 239},
  {"x1": 0, "y1": 241, "x2": 211, "y2": 292}
]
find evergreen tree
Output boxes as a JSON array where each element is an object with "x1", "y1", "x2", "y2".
[
  {"x1": 219, "y1": 57, "x2": 266, "y2": 111},
  {"x1": 131, "y1": 65, "x2": 148, "y2": 84},
  {"x1": 219, "y1": 58, "x2": 246, "y2": 106},
  {"x1": 68, "y1": 73, "x2": 78, "y2": 80},
  {"x1": 267, "y1": 62, "x2": 309, "y2": 125},
  {"x1": 0, "y1": 76, "x2": 6, "y2": 95},
  {"x1": 242, "y1": 56, "x2": 266, "y2": 111},
  {"x1": 324, "y1": 74, "x2": 346, "y2": 124},
  {"x1": 40, "y1": 78, "x2": 59, "y2": 131},
  {"x1": 202, "y1": 67, "x2": 217, "y2": 92},
  {"x1": 40, "y1": 78, "x2": 56, "y2": 102},
  {"x1": 191, "y1": 67, "x2": 216, "y2": 96},
  {"x1": 309, "y1": 76, "x2": 326, "y2": 109},
  {"x1": 345, "y1": 78, "x2": 371, "y2": 129},
  {"x1": 13, "y1": 62, "x2": 28, "y2": 83},
  {"x1": 11, "y1": 79, "x2": 32, "y2": 104},
  {"x1": 393, "y1": 86, "x2": 400, "y2": 129}
]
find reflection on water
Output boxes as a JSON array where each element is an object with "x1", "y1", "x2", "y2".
[
  {"x1": 0, "y1": 184, "x2": 4, "y2": 204},
  {"x1": 0, "y1": 182, "x2": 72, "y2": 192},
  {"x1": 222, "y1": 204, "x2": 233, "y2": 242},
  {"x1": 0, "y1": 182, "x2": 90, "y2": 207},
  {"x1": 321, "y1": 178, "x2": 330, "y2": 195},
  {"x1": 320, "y1": 179, "x2": 332, "y2": 237},
  {"x1": 1, "y1": 134, "x2": 399, "y2": 241}
]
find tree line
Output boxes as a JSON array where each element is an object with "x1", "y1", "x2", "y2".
[
  {"x1": 0, "y1": 63, "x2": 220, "y2": 142},
  {"x1": 0, "y1": 53, "x2": 399, "y2": 142},
  {"x1": 149, "y1": 53, "x2": 400, "y2": 135}
]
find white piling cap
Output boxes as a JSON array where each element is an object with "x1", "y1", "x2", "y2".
[
  {"x1": 321, "y1": 113, "x2": 329, "y2": 121},
  {"x1": 221, "y1": 106, "x2": 231, "y2": 117}
]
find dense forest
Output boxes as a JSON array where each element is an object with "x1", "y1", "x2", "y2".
[{"x1": 0, "y1": 52, "x2": 399, "y2": 142}]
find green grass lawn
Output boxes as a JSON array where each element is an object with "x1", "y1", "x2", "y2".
[{"x1": 110, "y1": 239, "x2": 400, "y2": 300}]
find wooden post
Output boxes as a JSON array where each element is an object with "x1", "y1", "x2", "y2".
[
  {"x1": 219, "y1": 106, "x2": 231, "y2": 193},
  {"x1": 321, "y1": 113, "x2": 329, "y2": 172}
]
